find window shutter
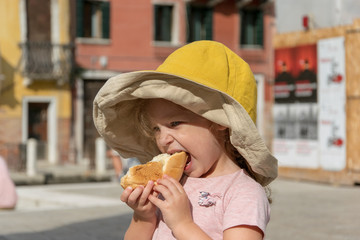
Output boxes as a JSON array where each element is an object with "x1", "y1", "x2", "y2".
[
  {"x1": 76, "y1": 0, "x2": 84, "y2": 37},
  {"x1": 255, "y1": 10, "x2": 263, "y2": 45},
  {"x1": 154, "y1": 5, "x2": 158, "y2": 40},
  {"x1": 102, "y1": 2, "x2": 110, "y2": 39},
  {"x1": 187, "y1": 6, "x2": 212, "y2": 42},
  {"x1": 154, "y1": 5, "x2": 172, "y2": 42},
  {"x1": 239, "y1": 10, "x2": 245, "y2": 45},
  {"x1": 246, "y1": 12, "x2": 253, "y2": 44},
  {"x1": 240, "y1": 10, "x2": 253, "y2": 45},
  {"x1": 162, "y1": 6, "x2": 171, "y2": 41},
  {"x1": 205, "y1": 8, "x2": 213, "y2": 40},
  {"x1": 186, "y1": 4, "x2": 192, "y2": 42},
  {"x1": 240, "y1": 9, "x2": 263, "y2": 46},
  {"x1": 194, "y1": 10, "x2": 201, "y2": 41}
]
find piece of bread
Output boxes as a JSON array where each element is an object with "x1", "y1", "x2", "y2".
[{"x1": 120, "y1": 152, "x2": 187, "y2": 189}]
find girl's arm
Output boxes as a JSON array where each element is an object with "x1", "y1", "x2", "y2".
[
  {"x1": 223, "y1": 225, "x2": 264, "y2": 240},
  {"x1": 124, "y1": 212, "x2": 157, "y2": 240},
  {"x1": 121, "y1": 181, "x2": 158, "y2": 240}
]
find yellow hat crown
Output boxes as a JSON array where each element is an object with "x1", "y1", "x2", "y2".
[{"x1": 156, "y1": 41, "x2": 257, "y2": 123}]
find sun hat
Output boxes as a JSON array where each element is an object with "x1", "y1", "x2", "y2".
[{"x1": 93, "y1": 40, "x2": 277, "y2": 186}]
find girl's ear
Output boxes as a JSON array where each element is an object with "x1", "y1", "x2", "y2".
[
  {"x1": 210, "y1": 123, "x2": 229, "y2": 140},
  {"x1": 211, "y1": 124, "x2": 230, "y2": 148}
]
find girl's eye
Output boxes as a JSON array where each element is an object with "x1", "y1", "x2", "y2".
[
  {"x1": 152, "y1": 126, "x2": 160, "y2": 132},
  {"x1": 170, "y1": 121, "x2": 181, "y2": 127}
]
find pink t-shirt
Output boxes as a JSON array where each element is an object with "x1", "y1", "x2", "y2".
[
  {"x1": 152, "y1": 169, "x2": 270, "y2": 240},
  {"x1": 0, "y1": 156, "x2": 17, "y2": 209}
]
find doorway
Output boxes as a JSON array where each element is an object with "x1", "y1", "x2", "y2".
[
  {"x1": 28, "y1": 102, "x2": 49, "y2": 160},
  {"x1": 83, "y1": 80, "x2": 106, "y2": 168},
  {"x1": 22, "y1": 96, "x2": 57, "y2": 164}
]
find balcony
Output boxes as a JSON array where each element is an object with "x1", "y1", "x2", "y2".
[{"x1": 18, "y1": 42, "x2": 73, "y2": 85}]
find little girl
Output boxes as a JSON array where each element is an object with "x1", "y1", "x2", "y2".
[{"x1": 93, "y1": 41, "x2": 278, "y2": 239}]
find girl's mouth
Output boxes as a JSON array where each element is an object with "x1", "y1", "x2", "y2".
[{"x1": 184, "y1": 153, "x2": 192, "y2": 171}]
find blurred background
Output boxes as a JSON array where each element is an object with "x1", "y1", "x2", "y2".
[{"x1": 0, "y1": 0, "x2": 360, "y2": 239}]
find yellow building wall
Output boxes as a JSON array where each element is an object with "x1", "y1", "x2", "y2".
[
  {"x1": 0, "y1": 0, "x2": 71, "y2": 120},
  {"x1": 0, "y1": 0, "x2": 22, "y2": 119},
  {"x1": 59, "y1": 0, "x2": 70, "y2": 44}
]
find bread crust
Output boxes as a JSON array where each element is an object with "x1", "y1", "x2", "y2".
[{"x1": 120, "y1": 152, "x2": 187, "y2": 189}]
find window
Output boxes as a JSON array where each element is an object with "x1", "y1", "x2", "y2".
[
  {"x1": 154, "y1": 5, "x2": 173, "y2": 42},
  {"x1": 240, "y1": 8, "x2": 263, "y2": 47},
  {"x1": 76, "y1": 0, "x2": 110, "y2": 39},
  {"x1": 186, "y1": 5, "x2": 213, "y2": 42}
]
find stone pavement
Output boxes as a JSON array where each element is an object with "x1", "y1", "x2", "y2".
[
  {"x1": 10, "y1": 162, "x2": 114, "y2": 185},
  {"x1": 0, "y1": 178, "x2": 359, "y2": 240}
]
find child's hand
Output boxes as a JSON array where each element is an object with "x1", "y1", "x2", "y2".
[
  {"x1": 120, "y1": 180, "x2": 158, "y2": 221},
  {"x1": 148, "y1": 175, "x2": 193, "y2": 232}
]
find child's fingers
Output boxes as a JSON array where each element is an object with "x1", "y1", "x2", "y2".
[
  {"x1": 148, "y1": 192, "x2": 165, "y2": 208},
  {"x1": 157, "y1": 176, "x2": 183, "y2": 196},
  {"x1": 138, "y1": 181, "x2": 154, "y2": 205},
  {"x1": 162, "y1": 174, "x2": 185, "y2": 194},
  {"x1": 120, "y1": 186, "x2": 133, "y2": 202},
  {"x1": 153, "y1": 183, "x2": 173, "y2": 200},
  {"x1": 152, "y1": 190, "x2": 159, "y2": 198},
  {"x1": 126, "y1": 186, "x2": 144, "y2": 205}
]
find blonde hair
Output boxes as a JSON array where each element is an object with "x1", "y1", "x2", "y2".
[
  {"x1": 223, "y1": 130, "x2": 272, "y2": 203},
  {"x1": 134, "y1": 99, "x2": 155, "y2": 139}
]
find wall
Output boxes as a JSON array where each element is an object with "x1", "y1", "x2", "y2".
[
  {"x1": 0, "y1": 0, "x2": 73, "y2": 166},
  {"x1": 274, "y1": 19, "x2": 360, "y2": 185},
  {"x1": 275, "y1": 0, "x2": 360, "y2": 33},
  {"x1": 75, "y1": 0, "x2": 276, "y2": 149}
]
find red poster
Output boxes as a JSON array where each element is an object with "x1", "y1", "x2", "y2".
[{"x1": 274, "y1": 45, "x2": 317, "y2": 103}]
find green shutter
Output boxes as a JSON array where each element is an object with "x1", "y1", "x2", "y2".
[
  {"x1": 246, "y1": 12, "x2": 253, "y2": 44},
  {"x1": 205, "y1": 8, "x2": 213, "y2": 40},
  {"x1": 154, "y1": 5, "x2": 159, "y2": 40},
  {"x1": 162, "y1": 6, "x2": 171, "y2": 41},
  {"x1": 255, "y1": 10, "x2": 263, "y2": 45},
  {"x1": 154, "y1": 5, "x2": 172, "y2": 41},
  {"x1": 194, "y1": 9, "x2": 201, "y2": 41},
  {"x1": 76, "y1": 0, "x2": 84, "y2": 37},
  {"x1": 240, "y1": 10, "x2": 243, "y2": 44},
  {"x1": 102, "y1": 2, "x2": 110, "y2": 39},
  {"x1": 187, "y1": 6, "x2": 212, "y2": 42},
  {"x1": 240, "y1": 9, "x2": 263, "y2": 46},
  {"x1": 186, "y1": 3, "x2": 192, "y2": 42}
]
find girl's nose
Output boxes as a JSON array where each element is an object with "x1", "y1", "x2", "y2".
[{"x1": 156, "y1": 128, "x2": 174, "y2": 148}]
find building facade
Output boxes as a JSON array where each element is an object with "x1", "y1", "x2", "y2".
[
  {"x1": 1, "y1": 0, "x2": 276, "y2": 175},
  {"x1": 273, "y1": 0, "x2": 360, "y2": 185},
  {"x1": 73, "y1": 0, "x2": 276, "y2": 167},
  {"x1": 0, "y1": 0, "x2": 74, "y2": 169}
]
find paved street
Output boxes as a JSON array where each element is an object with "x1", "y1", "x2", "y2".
[{"x1": 0, "y1": 178, "x2": 359, "y2": 240}]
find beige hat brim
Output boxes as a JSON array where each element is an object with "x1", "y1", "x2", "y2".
[{"x1": 93, "y1": 71, "x2": 277, "y2": 186}]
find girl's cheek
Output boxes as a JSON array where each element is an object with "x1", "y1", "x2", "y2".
[{"x1": 156, "y1": 142, "x2": 165, "y2": 153}]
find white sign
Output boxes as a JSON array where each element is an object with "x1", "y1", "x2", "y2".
[
  {"x1": 273, "y1": 104, "x2": 319, "y2": 168},
  {"x1": 317, "y1": 37, "x2": 346, "y2": 171}
]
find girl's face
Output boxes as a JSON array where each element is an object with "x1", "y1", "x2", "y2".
[{"x1": 145, "y1": 99, "x2": 236, "y2": 178}]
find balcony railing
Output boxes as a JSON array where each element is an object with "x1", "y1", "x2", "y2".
[{"x1": 18, "y1": 42, "x2": 73, "y2": 83}]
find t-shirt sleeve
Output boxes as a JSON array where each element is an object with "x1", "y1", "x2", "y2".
[{"x1": 222, "y1": 181, "x2": 270, "y2": 234}]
